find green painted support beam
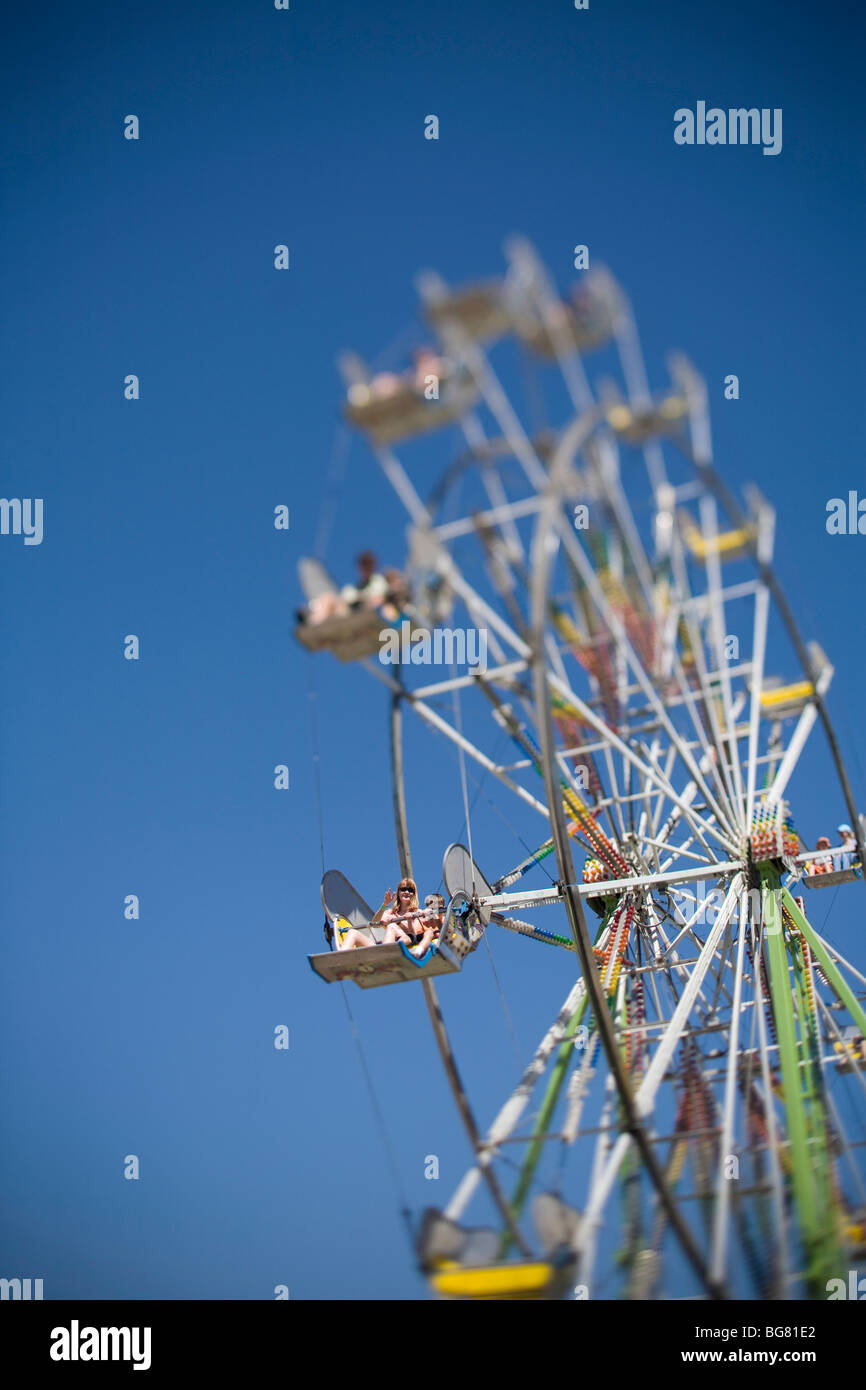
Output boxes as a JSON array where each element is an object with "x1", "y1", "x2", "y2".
[
  {"x1": 760, "y1": 870, "x2": 842, "y2": 1295},
  {"x1": 789, "y1": 937, "x2": 834, "y2": 1228},
  {"x1": 761, "y1": 878, "x2": 819, "y2": 1281},
  {"x1": 786, "y1": 906, "x2": 846, "y2": 1286},
  {"x1": 781, "y1": 888, "x2": 866, "y2": 1037}
]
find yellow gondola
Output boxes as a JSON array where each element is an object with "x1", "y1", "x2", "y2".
[
  {"x1": 429, "y1": 1259, "x2": 569, "y2": 1301},
  {"x1": 847, "y1": 1214, "x2": 866, "y2": 1258},
  {"x1": 419, "y1": 1193, "x2": 580, "y2": 1301},
  {"x1": 680, "y1": 515, "x2": 755, "y2": 563},
  {"x1": 834, "y1": 1027, "x2": 866, "y2": 1073},
  {"x1": 759, "y1": 680, "x2": 815, "y2": 716},
  {"x1": 604, "y1": 393, "x2": 688, "y2": 446}
]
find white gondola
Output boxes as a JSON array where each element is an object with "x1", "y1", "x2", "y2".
[
  {"x1": 511, "y1": 266, "x2": 623, "y2": 359},
  {"x1": 803, "y1": 862, "x2": 862, "y2": 889},
  {"x1": 294, "y1": 608, "x2": 385, "y2": 662},
  {"x1": 294, "y1": 557, "x2": 428, "y2": 663},
  {"x1": 441, "y1": 842, "x2": 495, "y2": 959},
  {"x1": 339, "y1": 350, "x2": 478, "y2": 445},
  {"x1": 417, "y1": 271, "x2": 513, "y2": 345},
  {"x1": 293, "y1": 558, "x2": 385, "y2": 661},
  {"x1": 308, "y1": 869, "x2": 462, "y2": 989}
]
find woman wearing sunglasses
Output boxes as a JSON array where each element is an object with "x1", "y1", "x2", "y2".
[{"x1": 337, "y1": 878, "x2": 422, "y2": 951}]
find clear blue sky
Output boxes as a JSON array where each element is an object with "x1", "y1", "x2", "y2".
[{"x1": 1, "y1": 0, "x2": 864, "y2": 1300}]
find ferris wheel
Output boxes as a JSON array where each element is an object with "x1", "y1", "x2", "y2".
[{"x1": 297, "y1": 238, "x2": 866, "y2": 1301}]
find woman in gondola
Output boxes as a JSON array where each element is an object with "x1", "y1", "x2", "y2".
[{"x1": 337, "y1": 878, "x2": 422, "y2": 950}]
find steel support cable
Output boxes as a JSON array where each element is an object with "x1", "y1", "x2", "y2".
[
  {"x1": 475, "y1": 678, "x2": 631, "y2": 872},
  {"x1": 481, "y1": 930, "x2": 524, "y2": 1072},
  {"x1": 474, "y1": 676, "x2": 630, "y2": 878},
  {"x1": 678, "y1": 441, "x2": 866, "y2": 894},
  {"x1": 338, "y1": 983, "x2": 415, "y2": 1246},
  {"x1": 363, "y1": 657, "x2": 552, "y2": 820},
  {"x1": 450, "y1": 679, "x2": 476, "y2": 883},
  {"x1": 449, "y1": 730, "x2": 565, "y2": 887},
  {"x1": 388, "y1": 673, "x2": 532, "y2": 1257},
  {"x1": 438, "y1": 725, "x2": 512, "y2": 889},
  {"x1": 529, "y1": 412, "x2": 726, "y2": 1299}
]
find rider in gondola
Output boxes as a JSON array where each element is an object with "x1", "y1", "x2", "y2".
[
  {"x1": 299, "y1": 551, "x2": 408, "y2": 628},
  {"x1": 338, "y1": 878, "x2": 419, "y2": 950},
  {"x1": 337, "y1": 879, "x2": 442, "y2": 955}
]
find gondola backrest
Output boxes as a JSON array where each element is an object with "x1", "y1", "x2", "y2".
[{"x1": 321, "y1": 869, "x2": 385, "y2": 946}]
